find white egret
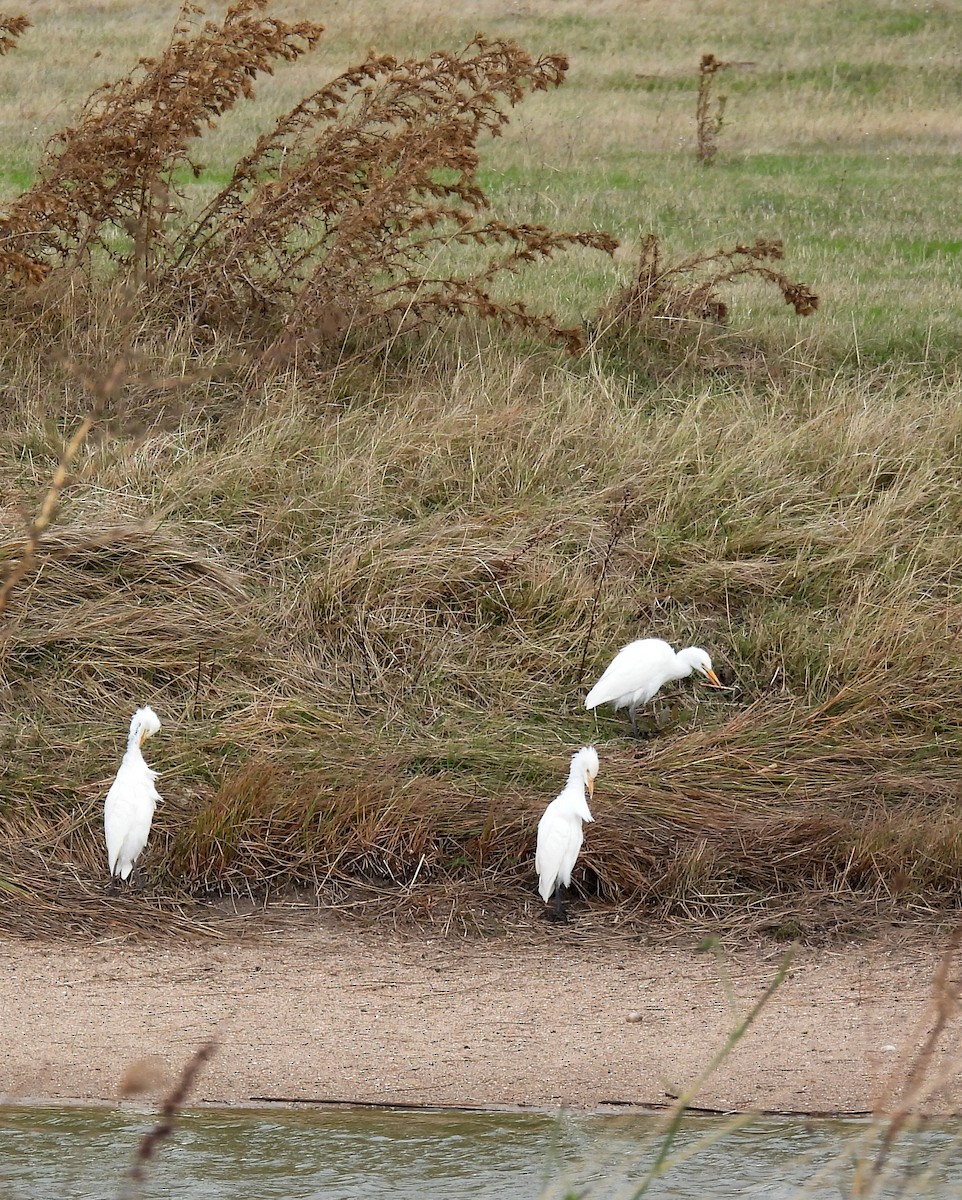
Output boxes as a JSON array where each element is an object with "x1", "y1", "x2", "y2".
[
  {"x1": 104, "y1": 706, "x2": 162, "y2": 890},
  {"x1": 584, "y1": 637, "x2": 722, "y2": 735},
  {"x1": 535, "y1": 745, "x2": 599, "y2": 920}
]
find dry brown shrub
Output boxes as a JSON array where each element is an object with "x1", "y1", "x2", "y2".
[
  {"x1": 696, "y1": 52, "x2": 731, "y2": 165},
  {"x1": 171, "y1": 34, "x2": 618, "y2": 357},
  {"x1": 0, "y1": 11, "x2": 29, "y2": 55},
  {"x1": 599, "y1": 233, "x2": 819, "y2": 340},
  {"x1": 0, "y1": 4, "x2": 616, "y2": 359},
  {"x1": 0, "y1": 1, "x2": 323, "y2": 287}
]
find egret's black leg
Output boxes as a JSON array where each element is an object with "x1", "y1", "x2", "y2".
[
  {"x1": 105, "y1": 875, "x2": 120, "y2": 896},
  {"x1": 547, "y1": 884, "x2": 568, "y2": 922},
  {"x1": 630, "y1": 705, "x2": 662, "y2": 739},
  {"x1": 131, "y1": 865, "x2": 147, "y2": 893}
]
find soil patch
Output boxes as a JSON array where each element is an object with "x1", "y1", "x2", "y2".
[{"x1": 2, "y1": 917, "x2": 960, "y2": 1115}]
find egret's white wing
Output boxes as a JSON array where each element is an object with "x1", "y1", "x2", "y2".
[
  {"x1": 585, "y1": 638, "x2": 675, "y2": 709},
  {"x1": 536, "y1": 807, "x2": 583, "y2": 901},
  {"x1": 104, "y1": 758, "x2": 160, "y2": 878}
]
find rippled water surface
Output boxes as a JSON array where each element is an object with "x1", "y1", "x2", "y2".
[{"x1": 1, "y1": 1103, "x2": 960, "y2": 1199}]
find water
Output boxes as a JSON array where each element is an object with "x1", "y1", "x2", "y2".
[{"x1": 0, "y1": 1103, "x2": 959, "y2": 1199}]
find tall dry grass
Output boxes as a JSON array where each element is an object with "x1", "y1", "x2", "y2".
[{"x1": 2, "y1": 353, "x2": 961, "y2": 934}]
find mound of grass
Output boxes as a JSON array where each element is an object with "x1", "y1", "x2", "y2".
[
  {"x1": 0, "y1": 1, "x2": 959, "y2": 937},
  {"x1": 2, "y1": 355, "x2": 962, "y2": 936}
]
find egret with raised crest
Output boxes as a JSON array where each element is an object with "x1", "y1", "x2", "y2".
[
  {"x1": 104, "y1": 706, "x2": 162, "y2": 890},
  {"x1": 535, "y1": 746, "x2": 599, "y2": 920}
]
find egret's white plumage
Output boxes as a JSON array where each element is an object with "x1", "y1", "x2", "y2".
[
  {"x1": 535, "y1": 746, "x2": 599, "y2": 917},
  {"x1": 104, "y1": 706, "x2": 162, "y2": 885},
  {"x1": 584, "y1": 638, "x2": 721, "y2": 733}
]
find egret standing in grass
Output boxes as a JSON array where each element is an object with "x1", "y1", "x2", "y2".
[
  {"x1": 104, "y1": 706, "x2": 162, "y2": 890},
  {"x1": 584, "y1": 637, "x2": 722, "y2": 735},
  {"x1": 535, "y1": 745, "x2": 599, "y2": 921}
]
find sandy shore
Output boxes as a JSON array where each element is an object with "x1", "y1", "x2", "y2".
[{"x1": 2, "y1": 918, "x2": 960, "y2": 1115}]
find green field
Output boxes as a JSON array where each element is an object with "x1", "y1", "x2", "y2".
[{"x1": 1, "y1": 0, "x2": 961, "y2": 937}]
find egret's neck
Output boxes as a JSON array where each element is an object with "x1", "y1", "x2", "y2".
[
  {"x1": 127, "y1": 729, "x2": 146, "y2": 754},
  {"x1": 671, "y1": 650, "x2": 698, "y2": 681},
  {"x1": 567, "y1": 764, "x2": 594, "y2": 812},
  {"x1": 568, "y1": 762, "x2": 589, "y2": 789}
]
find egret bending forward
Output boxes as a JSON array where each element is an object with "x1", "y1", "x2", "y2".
[
  {"x1": 104, "y1": 706, "x2": 162, "y2": 890},
  {"x1": 585, "y1": 637, "x2": 721, "y2": 735},
  {"x1": 535, "y1": 746, "x2": 599, "y2": 920}
]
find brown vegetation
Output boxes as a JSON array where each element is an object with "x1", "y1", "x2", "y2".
[
  {"x1": 600, "y1": 234, "x2": 819, "y2": 340},
  {"x1": 695, "y1": 53, "x2": 730, "y2": 165},
  {"x1": 2, "y1": 2, "x2": 947, "y2": 945},
  {"x1": 0, "y1": 2, "x2": 618, "y2": 359}
]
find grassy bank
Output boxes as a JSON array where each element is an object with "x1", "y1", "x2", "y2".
[{"x1": 1, "y1": 0, "x2": 961, "y2": 936}]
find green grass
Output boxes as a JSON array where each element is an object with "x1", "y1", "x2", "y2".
[{"x1": 1, "y1": 0, "x2": 961, "y2": 935}]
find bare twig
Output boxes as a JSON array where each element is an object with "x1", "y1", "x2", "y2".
[
  {"x1": 126, "y1": 1039, "x2": 218, "y2": 1191},
  {"x1": 0, "y1": 358, "x2": 129, "y2": 622},
  {"x1": 0, "y1": 413, "x2": 95, "y2": 621}
]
